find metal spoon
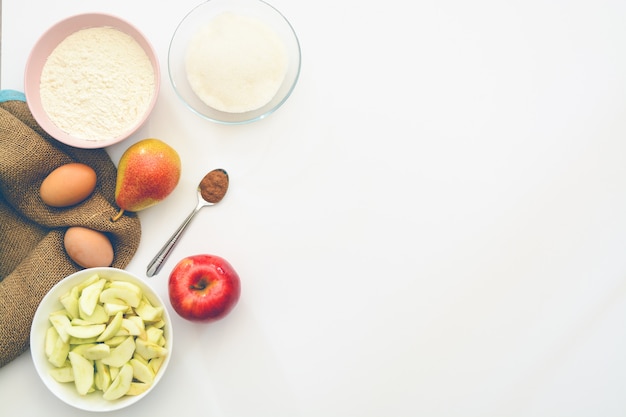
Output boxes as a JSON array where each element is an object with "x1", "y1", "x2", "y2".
[{"x1": 146, "y1": 168, "x2": 229, "y2": 277}]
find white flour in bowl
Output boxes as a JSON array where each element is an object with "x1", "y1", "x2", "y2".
[
  {"x1": 185, "y1": 12, "x2": 288, "y2": 114},
  {"x1": 40, "y1": 26, "x2": 155, "y2": 142}
]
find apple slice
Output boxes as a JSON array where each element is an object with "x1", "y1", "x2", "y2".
[
  {"x1": 83, "y1": 343, "x2": 111, "y2": 360},
  {"x1": 66, "y1": 323, "x2": 105, "y2": 339},
  {"x1": 114, "y1": 328, "x2": 130, "y2": 337},
  {"x1": 107, "y1": 280, "x2": 142, "y2": 297},
  {"x1": 120, "y1": 318, "x2": 141, "y2": 336},
  {"x1": 94, "y1": 360, "x2": 111, "y2": 392},
  {"x1": 69, "y1": 343, "x2": 97, "y2": 357},
  {"x1": 79, "y1": 303, "x2": 108, "y2": 324},
  {"x1": 71, "y1": 318, "x2": 94, "y2": 326},
  {"x1": 150, "y1": 319, "x2": 166, "y2": 329},
  {"x1": 109, "y1": 366, "x2": 120, "y2": 381},
  {"x1": 145, "y1": 326, "x2": 163, "y2": 345},
  {"x1": 68, "y1": 351, "x2": 94, "y2": 396},
  {"x1": 132, "y1": 353, "x2": 149, "y2": 366},
  {"x1": 48, "y1": 332, "x2": 71, "y2": 368},
  {"x1": 99, "y1": 287, "x2": 140, "y2": 308},
  {"x1": 130, "y1": 358, "x2": 154, "y2": 384},
  {"x1": 149, "y1": 356, "x2": 165, "y2": 374},
  {"x1": 134, "y1": 338, "x2": 167, "y2": 360},
  {"x1": 103, "y1": 336, "x2": 127, "y2": 347},
  {"x1": 78, "y1": 278, "x2": 106, "y2": 316},
  {"x1": 127, "y1": 315, "x2": 147, "y2": 339},
  {"x1": 101, "y1": 337, "x2": 135, "y2": 368},
  {"x1": 45, "y1": 326, "x2": 59, "y2": 358},
  {"x1": 135, "y1": 300, "x2": 163, "y2": 322},
  {"x1": 68, "y1": 336, "x2": 99, "y2": 345},
  {"x1": 126, "y1": 382, "x2": 151, "y2": 396},
  {"x1": 49, "y1": 311, "x2": 71, "y2": 343},
  {"x1": 75, "y1": 273, "x2": 101, "y2": 292},
  {"x1": 121, "y1": 317, "x2": 146, "y2": 339},
  {"x1": 103, "y1": 303, "x2": 129, "y2": 316},
  {"x1": 102, "y1": 363, "x2": 133, "y2": 401},
  {"x1": 97, "y1": 311, "x2": 124, "y2": 342},
  {"x1": 59, "y1": 288, "x2": 80, "y2": 319},
  {"x1": 49, "y1": 366, "x2": 74, "y2": 383}
]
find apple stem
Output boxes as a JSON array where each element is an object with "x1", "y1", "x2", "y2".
[
  {"x1": 190, "y1": 280, "x2": 208, "y2": 291},
  {"x1": 111, "y1": 208, "x2": 125, "y2": 222}
]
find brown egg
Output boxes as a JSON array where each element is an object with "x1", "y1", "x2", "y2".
[
  {"x1": 40, "y1": 163, "x2": 97, "y2": 207},
  {"x1": 64, "y1": 226, "x2": 114, "y2": 268}
]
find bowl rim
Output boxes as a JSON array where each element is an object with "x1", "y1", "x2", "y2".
[
  {"x1": 30, "y1": 267, "x2": 173, "y2": 412},
  {"x1": 24, "y1": 12, "x2": 161, "y2": 149},
  {"x1": 168, "y1": 0, "x2": 301, "y2": 125}
]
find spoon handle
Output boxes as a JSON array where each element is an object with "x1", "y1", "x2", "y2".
[{"x1": 146, "y1": 203, "x2": 203, "y2": 277}]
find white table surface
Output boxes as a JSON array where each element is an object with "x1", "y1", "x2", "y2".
[{"x1": 2, "y1": 1, "x2": 626, "y2": 416}]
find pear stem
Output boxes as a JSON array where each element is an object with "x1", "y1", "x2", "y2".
[{"x1": 111, "y1": 208, "x2": 125, "y2": 222}]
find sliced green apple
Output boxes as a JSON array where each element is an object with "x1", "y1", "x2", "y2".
[
  {"x1": 101, "y1": 337, "x2": 135, "y2": 367},
  {"x1": 48, "y1": 332, "x2": 71, "y2": 368},
  {"x1": 135, "y1": 300, "x2": 163, "y2": 322},
  {"x1": 107, "y1": 280, "x2": 142, "y2": 297},
  {"x1": 126, "y1": 382, "x2": 151, "y2": 396},
  {"x1": 59, "y1": 288, "x2": 80, "y2": 319},
  {"x1": 99, "y1": 287, "x2": 140, "y2": 308},
  {"x1": 68, "y1": 351, "x2": 94, "y2": 396},
  {"x1": 79, "y1": 303, "x2": 108, "y2": 324},
  {"x1": 150, "y1": 319, "x2": 166, "y2": 329},
  {"x1": 149, "y1": 356, "x2": 165, "y2": 374},
  {"x1": 102, "y1": 363, "x2": 133, "y2": 401},
  {"x1": 70, "y1": 343, "x2": 98, "y2": 356},
  {"x1": 45, "y1": 326, "x2": 59, "y2": 358},
  {"x1": 66, "y1": 323, "x2": 105, "y2": 339},
  {"x1": 68, "y1": 336, "x2": 99, "y2": 345},
  {"x1": 97, "y1": 311, "x2": 124, "y2": 342},
  {"x1": 103, "y1": 303, "x2": 129, "y2": 316},
  {"x1": 83, "y1": 343, "x2": 111, "y2": 360},
  {"x1": 145, "y1": 326, "x2": 163, "y2": 345},
  {"x1": 130, "y1": 358, "x2": 154, "y2": 384},
  {"x1": 74, "y1": 273, "x2": 101, "y2": 293},
  {"x1": 134, "y1": 338, "x2": 167, "y2": 360},
  {"x1": 49, "y1": 366, "x2": 74, "y2": 383},
  {"x1": 121, "y1": 318, "x2": 145, "y2": 338},
  {"x1": 109, "y1": 366, "x2": 120, "y2": 381},
  {"x1": 103, "y1": 336, "x2": 127, "y2": 347},
  {"x1": 94, "y1": 360, "x2": 111, "y2": 392},
  {"x1": 44, "y1": 273, "x2": 168, "y2": 401},
  {"x1": 78, "y1": 278, "x2": 106, "y2": 316},
  {"x1": 48, "y1": 311, "x2": 71, "y2": 344}
]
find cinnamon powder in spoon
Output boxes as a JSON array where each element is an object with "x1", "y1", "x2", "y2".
[{"x1": 200, "y1": 169, "x2": 229, "y2": 203}]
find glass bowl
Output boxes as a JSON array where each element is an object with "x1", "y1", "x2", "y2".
[{"x1": 168, "y1": 0, "x2": 301, "y2": 124}]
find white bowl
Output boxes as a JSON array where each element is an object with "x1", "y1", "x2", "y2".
[
  {"x1": 168, "y1": 0, "x2": 301, "y2": 124},
  {"x1": 30, "y1": 267, "x2": 173, "y2": 412},
  {"x1": 24, "y1": 13, "x2": 160, "y2": 149}
]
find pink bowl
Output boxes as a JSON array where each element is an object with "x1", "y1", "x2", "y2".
[{"x1": 24, "y1": 13, "x2": 160, "y2": 149}]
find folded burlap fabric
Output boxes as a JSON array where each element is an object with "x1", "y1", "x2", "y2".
[{"x1": 0, "y1": 91, "x2": 141, "y2": 368}]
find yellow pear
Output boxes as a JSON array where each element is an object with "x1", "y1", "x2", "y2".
[{"x1": 112, "y1": 139, "x2": 181, "y2": 221}]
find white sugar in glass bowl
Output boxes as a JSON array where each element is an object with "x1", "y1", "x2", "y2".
[
  {"x1": 24, "y1": 13, "x2": 160, "y2": 149},
  {"x1": 30, "y1": 267, "x2": 173, "y2": 412},
  {"x1": 168, "y1": 0, "x2": 301, "y2": 124}
]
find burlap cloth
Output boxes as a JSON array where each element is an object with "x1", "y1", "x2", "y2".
[{"x1": 0, "y1": 92, "x2": 141, "y2": 368}]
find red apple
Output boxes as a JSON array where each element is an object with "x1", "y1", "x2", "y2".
[{"x1": 168, "y1": 254, "x2": 241, "y2": 322}]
